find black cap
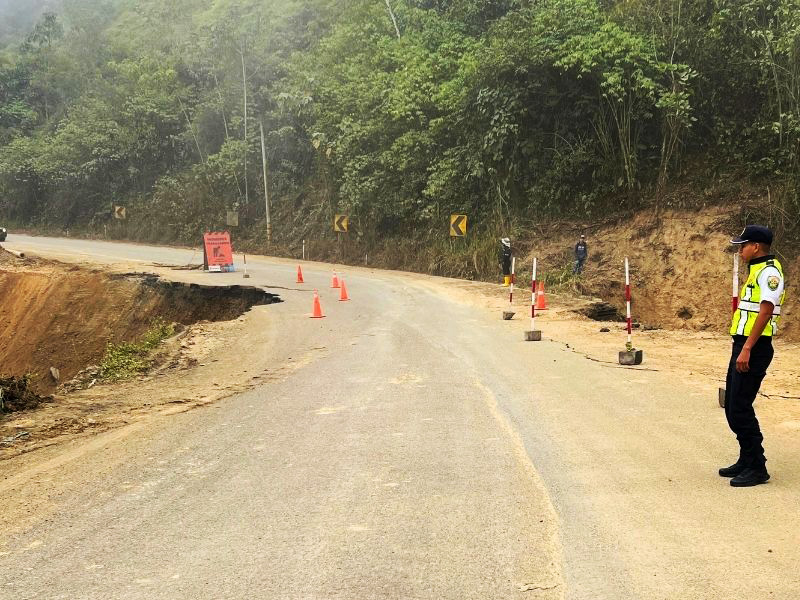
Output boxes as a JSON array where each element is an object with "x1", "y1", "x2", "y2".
[{"x1": 731, "y1": 225, "x2": 773, "y2": 245}]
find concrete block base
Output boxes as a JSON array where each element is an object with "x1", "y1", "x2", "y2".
[
  {"x1": 524, "y1": 330, "x2": 542, "y2": 341},
  {"x1": 618, "y1": 349, "x2": 644, "y2": 365},
  {"x1": 502, "y1": 311, "x2": 515, "y2": 320},
  {"x1": 718, "y1": 387, "x2": 726, "y2": 408}
]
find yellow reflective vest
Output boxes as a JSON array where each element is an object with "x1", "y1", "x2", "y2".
[{"x1": 730, "y1": 256, "x2": 785, "y2": 337}]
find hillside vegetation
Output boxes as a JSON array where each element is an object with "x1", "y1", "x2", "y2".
[{"x1": 0, "y1": 0, "x2": 798, "y2": 271}]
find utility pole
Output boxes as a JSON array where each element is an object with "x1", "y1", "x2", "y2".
[
  {"x1": 241, "y1": 48, "x2": 249, "y2": 206},
  {"x1": 260, "y1": 121, "x2": 271, "y2": 244}
]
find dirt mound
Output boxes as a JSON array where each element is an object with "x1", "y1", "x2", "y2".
[
  {"x1": 0, "y1": 251, "x2": 280, "y2": 394},
  {"x1": 525, "y1": 205, "x2": 798, "y2": 341},
  {"x1": 0, "y1": 375, "x2": 53, "y2": 413}
]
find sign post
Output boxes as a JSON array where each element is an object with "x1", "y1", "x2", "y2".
[{"x1": 334, "y1": 215, "x2": 348, "y2": 260}]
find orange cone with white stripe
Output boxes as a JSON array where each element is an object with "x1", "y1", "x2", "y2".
[
  {"x1": 535, "y1": 281, "x2": 549, "y2": 310},
  {"x1": 310, "y1": 290, "x2": 324, "y2": 318},
  {"x1": 331, "y1": 271, "x2": 340, "y2": 288}
]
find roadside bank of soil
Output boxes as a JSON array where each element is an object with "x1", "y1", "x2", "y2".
[
  {"x1": 0, "y1": 249, "x2": 280, "y2": 396},
  {"x1": 521, "y1": 206, "x2": 798, "y2": 342}
]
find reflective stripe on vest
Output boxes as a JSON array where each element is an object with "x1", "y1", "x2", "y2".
[
  {"x1": 730, "y1": 258, "x2": 785, "y2": 337},
  {"x1": 736, "y1": 300, "x2": 781, "y2": 315}
]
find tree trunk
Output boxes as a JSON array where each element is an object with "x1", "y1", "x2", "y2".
[{"x1": 384, "y1": 0, "x2": 401, "y2": 39}]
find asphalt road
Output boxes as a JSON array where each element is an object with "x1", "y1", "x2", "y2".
[{"x1": 2, "y1": 235, "x2": 799, "y2": 599}]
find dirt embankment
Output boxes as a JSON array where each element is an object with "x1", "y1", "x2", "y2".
[
  {"x1": 523, "y1": 206, "x2": 798, "y2": 341},
  {"x1": 0, "y1": 249, "x2": 279, "y2": 394}
]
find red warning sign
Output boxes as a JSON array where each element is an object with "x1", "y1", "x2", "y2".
[{"x1": 203, "y1": 231, "x2": 235, "y2": 272}]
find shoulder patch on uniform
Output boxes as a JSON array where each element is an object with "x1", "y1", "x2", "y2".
[{"x1": 767, "y1": 275, "x2": 780, "y2": 291}]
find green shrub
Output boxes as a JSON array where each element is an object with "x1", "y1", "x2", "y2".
[{"x1": 100, "y1": 318, "x2": 176, "y2": 381}]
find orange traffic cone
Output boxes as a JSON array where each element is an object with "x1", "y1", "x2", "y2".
[
  {"x1": 331, "y1": 271, "x2": 340, "y2": 288},
  {"x1": 296, "y1": 265, "x2": 304, "y2": 284},
  {"x1": 339, "y1": 279, "x2": 350, "y2": 301},
  {"x1": 310, "y1": 290, "x2": 325, "y2": 318},
  {"x1": 536, "y1": 281, "x2": 549, "y2": 310}
]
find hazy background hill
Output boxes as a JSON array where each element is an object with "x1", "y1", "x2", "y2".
[{"x1": 0, "y1": 0, "x2": 64, "y2": 47}]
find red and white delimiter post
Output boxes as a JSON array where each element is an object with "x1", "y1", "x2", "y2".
[
  {"x1": 508, "y1": 256, "x2": 516, "y2": 306},
  {"x1": 732, "y1": 252, "x2": 739, "y2": 313},
  {"x1": 625, "y1": 257, "x2": 633, "y2": 350},
  {"x1": 524, "y1": 257, "x2": 542, "y2": 341},
  {"x1": 530, "y1": 257, "x2": 538, "y2": 330}
]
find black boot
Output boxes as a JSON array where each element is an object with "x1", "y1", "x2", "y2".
[
  {"x1": 730, "y1": 468, "x2": 770, "y2": 487},
  {"x1": 718, "y1": 463, "x2": 746, "y2": 477}
]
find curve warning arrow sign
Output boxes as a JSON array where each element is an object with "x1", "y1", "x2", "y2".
[
  {"x1": 334, "y1": 215, "x2": 349, "y2": 233},
  {"x1": 450, "y1": 214, "x2": 467, "y2": 237}
]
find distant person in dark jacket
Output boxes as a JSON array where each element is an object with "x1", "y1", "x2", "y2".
[
  {"x1": 499, "y1": 238, "x2": 512, "y2": 286},
  {"x1": 574, "y1": 235, "x2": 588, "y2": 275}
]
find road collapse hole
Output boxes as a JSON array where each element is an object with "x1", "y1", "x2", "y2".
[
  {"x1": 0, "y1": 375, "x2": 52, "y2": 414},
  {"x1": 0, "y1": 264, "x2": 281, "y2": 401},
  {"x1": 575, "y1": 301, "x2": 626, "y2": 322},
  {"x1": 109, "y1": 273, "x2": 281, "y2": 323}
]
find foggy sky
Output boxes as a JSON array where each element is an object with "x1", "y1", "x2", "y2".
[{"x1": 0, "y1": 0, "x2": 64, "y2": 45}]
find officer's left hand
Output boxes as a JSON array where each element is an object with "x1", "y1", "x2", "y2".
[{"x1": 736, "y1": 347, "x2": 751, "y2": 373}]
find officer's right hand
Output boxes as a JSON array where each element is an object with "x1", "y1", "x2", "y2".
[{"x1": 736, "y1": 347, "x2": 751, "y2": 373}]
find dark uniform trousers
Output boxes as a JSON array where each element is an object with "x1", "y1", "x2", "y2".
[{"x1": 725, "y1": 335, "x2": 773, "y2": 469}]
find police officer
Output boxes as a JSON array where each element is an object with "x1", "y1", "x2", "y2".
[
  {"x1": 499, "y1": 238, "x2": 512, "y2": 286},
  {"x1": 721, "y1": 225, "x2": 785, "y2": 487}
]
